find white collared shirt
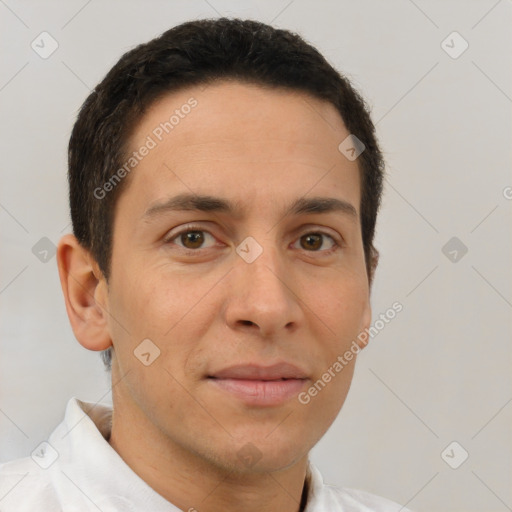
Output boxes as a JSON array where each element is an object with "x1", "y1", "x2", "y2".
[{"x1": 0, "y1": 398, "x2": 413, "y2": 511}]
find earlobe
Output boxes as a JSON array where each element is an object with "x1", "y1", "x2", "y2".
[{"x1": 56, "y1": 234, "x2": 112, "y2": 352}]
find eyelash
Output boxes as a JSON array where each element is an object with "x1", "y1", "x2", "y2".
[{"x1": 164, "y1": 224, "x2": 341, "y2": 255}]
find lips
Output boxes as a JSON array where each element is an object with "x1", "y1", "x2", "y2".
[
  {"x1": 208, "y1": 362, "x2": 308, "y2": 381},
  {"x1": 207, "y1": 363, "x2": 309, "y2": 406}
]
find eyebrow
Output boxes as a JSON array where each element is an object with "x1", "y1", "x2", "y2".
[{"x1": 141, "y1": 193, "x2": 358, "y2": 222}]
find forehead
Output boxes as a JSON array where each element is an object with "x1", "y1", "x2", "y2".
[
  {"x1": 117, "y1": 80, "x2": 360, "y2": 217},
  {"x1": 131, "y1": 79, "x2": 349, "y2": 153}
]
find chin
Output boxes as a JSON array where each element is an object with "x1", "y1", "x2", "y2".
[{"x1": 217, "y1": 429, "x2": 311, "y2": 475}]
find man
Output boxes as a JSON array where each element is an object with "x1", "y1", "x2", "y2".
[{"x1": 0, "y1": 17, "x2": 413, "y2": 511}]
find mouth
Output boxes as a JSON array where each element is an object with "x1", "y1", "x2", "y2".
[{"x1": 207, "y1": 363, "x2": 309, "y2": 406}]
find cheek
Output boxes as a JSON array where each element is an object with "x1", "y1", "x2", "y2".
[
  {"x1": 111, "y1": 259, "x2": 188, "y2": 333},
  {"x1": 314, "y1": 277, "x2": 369, "y2": 337},
  {"x1": 296, "y1": 351, "x2": 356, "y2": 449},
  {"x1": 107, "y1": 270, "x2": 205, "y2": 419},
  {"x1": 109, "y1": 266, "x2": 215, "y2": 372}
]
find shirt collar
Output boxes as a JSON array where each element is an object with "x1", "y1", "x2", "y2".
[
  {"x1": 50, "y1": 397, "x2": 323, "y2": 511},
  {"x1": 49, "y1": 397, "x2": 180, "y2": 511}
]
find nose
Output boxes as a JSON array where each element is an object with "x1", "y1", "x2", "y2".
[{"x1": 223, "y1": 241, "x2": 303, "y2": 338}]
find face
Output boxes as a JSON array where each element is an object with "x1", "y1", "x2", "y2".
[{"x1": 103, "y1": 80, "x2": 371, "y2": 473}]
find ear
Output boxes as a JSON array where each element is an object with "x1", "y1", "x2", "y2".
[{"x1": 56, "y1": 234, "x2": 112, "y2": 351}]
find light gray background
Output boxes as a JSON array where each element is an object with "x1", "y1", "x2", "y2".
[{"x1": 1, "y1": 1, "x2": 511, "y2": 511}]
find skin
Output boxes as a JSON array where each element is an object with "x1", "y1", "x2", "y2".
[{"x1": 57, "y1": 80, "x2": 373, "y2": 512}]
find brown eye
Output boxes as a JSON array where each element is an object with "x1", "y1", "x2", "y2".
[
  {"x1": 296, "y1": 232, "x2": 338, "y2": 253},
  {"x1": 166, "y1": 227, "x2": 217, "y2": 251},
  {"x1": 301, "y1": 233, "x2": 322, "y2": 250},
  {"x1": 180, "y1": 231, "x2": 205, "y2": 249}
]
